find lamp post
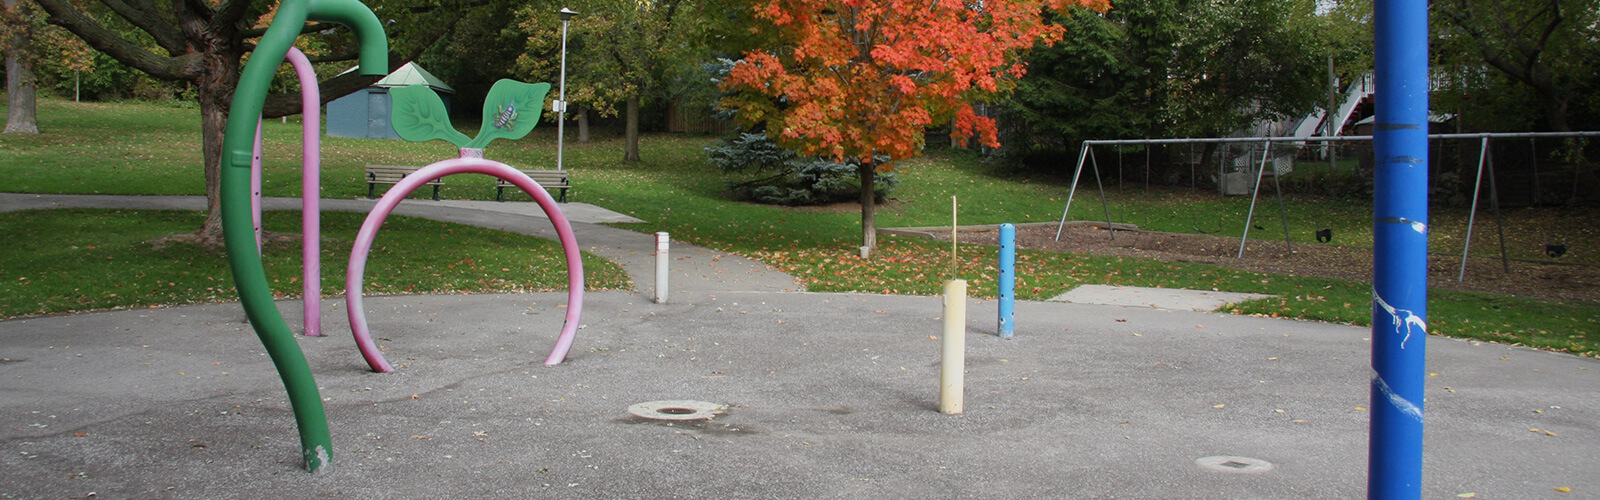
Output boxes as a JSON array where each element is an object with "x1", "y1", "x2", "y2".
[{"x1": 556, "y1": 7, "x2": 577, "y2": 171}]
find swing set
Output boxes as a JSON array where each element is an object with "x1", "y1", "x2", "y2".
[{"x1": 1054, "y1": 132, "x2": 1600, "y2": 266}]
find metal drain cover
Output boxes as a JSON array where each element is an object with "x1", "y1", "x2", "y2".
[
  {"x1": 627, "y1": 400, "x2": 723, "y2": 421},
  {"x1": 1195, "y1": 455, "x2": 1275, "y2": 474}
]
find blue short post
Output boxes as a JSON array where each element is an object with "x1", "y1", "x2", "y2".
[
  {"x1": 998, "y1": 223, "x2": 1016, "y2": 339},
  {"x1": 1369, "y1": 0, "x2": 1430, "y2": 495}
]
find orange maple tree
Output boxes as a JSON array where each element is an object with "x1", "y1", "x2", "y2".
[{"x1": 721, "y1": 0, "x2": 1110, "y2": 251}]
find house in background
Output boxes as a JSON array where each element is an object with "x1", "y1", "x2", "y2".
[{"x1": 326, "y1": 62, "x2": 455, "y2": 139}]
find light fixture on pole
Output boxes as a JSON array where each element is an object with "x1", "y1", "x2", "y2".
[{"x1": 555, "y1": 7, "x2": 577, "y2": 171}]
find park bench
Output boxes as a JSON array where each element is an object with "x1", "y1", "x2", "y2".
[
  {"x1": 495, "y1": 169, "x2": 571, "y2": 202},
  {"x1": 365, "y1": 165, "x2": 443, "y2": 201}
]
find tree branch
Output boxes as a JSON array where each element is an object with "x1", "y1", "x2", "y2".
[
  {"x1": 36, "y1": 0, "x2": 193, "y2": 80},
  {"x1": 211, "y1": 0, "x2": 257, "y2": 32},
  {"x1": 1529, "y1": 0, "x2": 1562, "y2": 58},
  {"x1": 239, "y1": 22, "x2": 344, "y2": 39},
  {"x1": 259, "y1": 3, "x2": 473, "y2": 117},
  {"x1": 260, "y1": 53, "x2": 409, "y2": 118},
  {"x1": 305, "y1": 51, "x2": 361, "y2": 64},
  {"x1": 97, "y1": 0, "x2": 187, "y2": 54}
]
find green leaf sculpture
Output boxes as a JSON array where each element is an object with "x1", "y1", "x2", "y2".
[
  {"x1": 470, "y1": 80, "x2": 551, "y2": 148},
  {"x1": 389, "y1": 84, "x2": 472, "y2": 146},
  {"x1": 388, "y1": 79, "x2": 552, "y2": 150}
]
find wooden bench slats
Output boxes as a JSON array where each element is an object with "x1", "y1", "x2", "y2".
[
  {"x1": 365, "y1": 165, "x2": 443, "y2": 201},
  {"x1": 364, "y1": 165, "x2": 571, "y2": 203},
  {"x1": 495, "y1": 169, "x2": 571, "y2": 203}
]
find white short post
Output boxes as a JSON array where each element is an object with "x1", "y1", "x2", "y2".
[
  {"x1": 654, "y1": 232, "x2": 669, "y2": 304},
  {"x1": 940, "y1": 279, "x2": 967, "y2": 415}
]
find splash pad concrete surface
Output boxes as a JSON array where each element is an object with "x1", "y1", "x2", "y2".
[{"x1": 2, "y1": 196, "x2": 1597, "y2": 497}]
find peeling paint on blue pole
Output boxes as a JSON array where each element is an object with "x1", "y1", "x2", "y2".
[
  {"x1": 1369, "y1": 0, "x2": 1429, "y2": 495},
  {"x1": 998, "y1": 223, "x2": 1015, "y2": 339}
]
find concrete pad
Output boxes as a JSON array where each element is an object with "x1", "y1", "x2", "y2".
[
  {"x1": 1051, "y1": 284, "x2": 1276, "y2": 311},
  {"x1": 2, "y1": 292, "x2": 1597, "y2": 498},
  {"x1": 3, "y1": 194, "x2": 1598, "y2": 497}
]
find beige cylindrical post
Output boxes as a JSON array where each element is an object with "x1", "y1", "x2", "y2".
[
  {"x1": 654, "y1": 232, "x2": 669, "y2": 304},
  {"x1": 940, "y1": 279, "x2": 967, "y2": 415}
]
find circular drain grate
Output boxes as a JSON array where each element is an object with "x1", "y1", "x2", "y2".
[
  {"x1": 628, "y1": 400, "x2": 723, "y2": 421},
  {"x1": 1195, "y1": 455, "x2": 1275, "y2": 474}
]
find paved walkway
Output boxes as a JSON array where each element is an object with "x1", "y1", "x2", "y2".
[{"x1": 1, "y1": 194, "x2": 1597, "y2": 497}]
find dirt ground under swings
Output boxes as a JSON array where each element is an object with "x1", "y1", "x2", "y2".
[{"x1": 936, "y1": 223, "x2": 1599, "y2": 303}]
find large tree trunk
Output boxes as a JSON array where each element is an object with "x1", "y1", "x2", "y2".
[
  {"x1": 859, "y1": 161, "x2": 877, "y2": 252},
  {"x1": 624, "y1": 95, "x2": 641, "y2": 162},
  {"x1": 577, "y1": 106, "x2": 589, "y2": 143},
  {"x1": 4, "y1": 54, "x2": 38, "y2": 134},
  {"x1": 1539, "y1": 90, "x2": 1570, "y2": 133},
  {"x1": 191, "y1": 51, "x2": 242, "y2": 246},
  {"x1": 4, "y1": 0, "x2": 39, "y2": 135}
]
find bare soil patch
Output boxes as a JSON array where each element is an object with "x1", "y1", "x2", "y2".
[{"x1": 940, "y1": 223, "x2": 1599, "y2": 303}]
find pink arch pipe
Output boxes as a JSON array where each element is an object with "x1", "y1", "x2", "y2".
[
  {"x1": 345, "y1": 158, "x2": 586, "y2": 371},
  {"x1": 247, "y1": 47, "x2": 326, "y2": 336}
]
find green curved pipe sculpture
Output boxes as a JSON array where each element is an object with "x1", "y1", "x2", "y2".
[{"x1": 220, "y1": 0, "x2": 388, "y2": 473}]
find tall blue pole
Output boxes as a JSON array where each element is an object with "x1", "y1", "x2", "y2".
[
  {"x1": 1369, "y1": 0, "x2": 1429, "y2": 495},
  {"x1": 997, "y1": 223, "x2": 1016, "y2": 338}
]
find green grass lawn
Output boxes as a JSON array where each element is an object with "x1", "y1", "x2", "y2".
[
  {"x1": 0, "y1": 208, "x2": 631, "y2": 318},
  {"x1": 2, "y1": 97, "x2": 1595, "y2": 356}
]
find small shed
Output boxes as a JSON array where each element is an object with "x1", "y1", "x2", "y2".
[{"x1": 326, "y1": 62, "x2": 455, "y2": 139}]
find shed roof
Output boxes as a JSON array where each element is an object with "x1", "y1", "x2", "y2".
[{"x1": 340, "y1": 62, "x2": 455, "y2": 93}]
